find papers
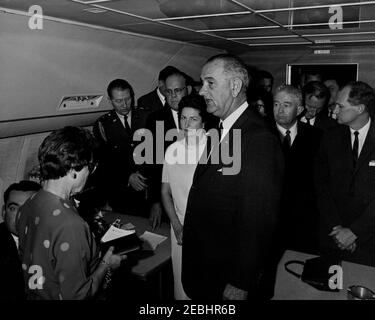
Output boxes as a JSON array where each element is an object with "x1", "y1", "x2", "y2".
[
  {"x1": 121, "y1": 222, "x2": 135, "y2": 230},
  {"x1": 101, "y1": 225, "x2": 135, "y2": 243},
  {"x1": 140, "y1": 231, "x2": 167, "y2": 251}
]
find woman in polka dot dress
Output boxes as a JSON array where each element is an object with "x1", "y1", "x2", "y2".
[{"x1": 17, "y1": 126, "x2": 126, "y2": 300}]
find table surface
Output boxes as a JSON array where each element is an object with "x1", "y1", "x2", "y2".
[
  {"x1": 102, "y1": 211, "x2": 171, "y2": 281},
  {"x1": 273, "y1": 250, "x2": 375, "y2": 300}
]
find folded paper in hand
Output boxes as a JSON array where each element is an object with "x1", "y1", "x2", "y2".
[
  {"x1": 101, "y1": 225, "x2": 142, "y2": 255},
  {"x1": 139, "y1": 231, "x2": 167, "y2": 251}
]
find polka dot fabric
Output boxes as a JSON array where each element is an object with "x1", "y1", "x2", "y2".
[{"x1": 17, "y1": 189, "x2": 101, "y2": 300}]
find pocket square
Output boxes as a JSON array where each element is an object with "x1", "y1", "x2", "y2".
[
  {"x1": 369, "y1": 161, "x2": 375, "y2": 166},
  {"x1": 217, "y1": 168, "x2": 223, "y2": 172}
]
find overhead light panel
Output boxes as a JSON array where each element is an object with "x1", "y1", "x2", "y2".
[{"x1": 83, "y1": 8, "x2": 108, "y2": 14}]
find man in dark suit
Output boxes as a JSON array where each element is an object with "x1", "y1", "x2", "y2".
[
  {"x1": 182, "y1": 54, "x2": 284, "y2": 300},
  {"x1": 137, "y1": 66, "x2": 179, "y2": 113},
  {"x1": 92, "y1": 79, "x2": 150, "y2": 216},
  {"x1": 315, "y1": 81, "x2": 375, "y2": 266},
  {"x1": 143, "y1": 70, "x2": 192, "y2": 228},
  {"x1": 0, "y1": 180, "x2": 41, "y2": 300},
  {"x1": 299, "y1": 81, "x2": 337, "y2": 132},
  {"x1": 273, "y1": 85, "x2": 323, "y2": 253}
]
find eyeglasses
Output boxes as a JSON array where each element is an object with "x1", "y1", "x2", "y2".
[
  {"x1": 111, "y1": 97, "x2": 132, "y2": 104},
  {"x1": 165, "y1": 87, "x2": 186, "y2": 96},
  {"x1": 88, "y1": 162, "x2": 98, "y2": 174}
]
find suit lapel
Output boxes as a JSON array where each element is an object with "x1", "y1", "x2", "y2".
[
  {"x1": 154, "y1": 89, "x2": 164, "y2": 109},
  {"x1": 163, "y1": 107, "x2": 177, "y2": 131},
  {"x1": 354, "y1": 120, "x2": 375, "y2": 173}
]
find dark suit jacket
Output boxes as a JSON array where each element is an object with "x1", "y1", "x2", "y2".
[
  {"x1": 277, "y1": 122, "x2": 323, "y2": 253},
  {"x1": 143, "y1": 106, "x2": 178, "y2": 204},
  {"x1": 0, "y1": 223, "x2": 25, "y2": 300},
  {"x1": 137, "y1": 88, "x2": 164, "y2": 113},
  {"x1": 91, "y1": 109, "x2": 149, "y2": 214},
  {"x1": 315, "y1": 119, "x2": 375, "y2": 266},
  {"x1": 314, "y1": 112, "x2": 338, "y2": 132},
  {"x1": 298, "y1": 110, "x2": 337, "y2": 132},
  {"x1": 182, "y1": 107, "x2": 284, "y2": 300}
]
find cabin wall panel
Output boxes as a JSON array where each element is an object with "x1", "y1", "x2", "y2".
[{"x1": 0, "y1": 12, "x2": 222, "y2": 129}]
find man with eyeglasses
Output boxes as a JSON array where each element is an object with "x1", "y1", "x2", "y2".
[
  {"x1": 92, "y1": 79, "x2": 150, "y2": 216},
  {"x1": 143, "y1": 70, "x2": 192, "y2": 229},
  {"x1": 315, "y1": 81, "x2": 375, "y2": 267},
  {"x1": 137, "y1": 66, "x2": 179, "y2": 112}
]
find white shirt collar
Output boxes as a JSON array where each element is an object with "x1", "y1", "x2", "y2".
[
  {"x1": 301, "y1": 116, "x2": 316, "y2": 126},
  {"x1": 350, "y1": 118, "x2": 371, "y2": 155},
  {"x1": 276, "y1": 121, "x2": 298, "y2": 145},
  {"x1": 220, "y1": 101, "x2": 248, "y2": 141},
  {"x1": 350, "y1": 118, "x2": 371, "y2": 135},
  {"x1": 115, "y1": 111, "x2": 131, "y2": 127},
  {"x1": 157, "y1": 88, "x2": 166, "y2": 106},
  {"x1": 12, "y1": 234, "x2": 19, "y2": 250}
]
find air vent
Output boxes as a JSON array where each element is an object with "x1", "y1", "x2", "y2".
[{"x1": 58, "y1": 94, "x2": 103, "y2": 111}]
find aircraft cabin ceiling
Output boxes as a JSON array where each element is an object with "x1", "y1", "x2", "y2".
[{"x1": 1, "y1": 0, "x2": 375, "y2": 53}]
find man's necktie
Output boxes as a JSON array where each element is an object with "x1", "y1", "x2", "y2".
[
  {"x1": 352, "y1": 131, "x2": 359, "y2": 167},
  {"x1": 219, "y1": 121, "x2": 223, "y2": 141},
  {"x1": 283, "y1": 130, "x2": 291, "y2": 151},
  {"x1": 124, "y1": 115, "x2": 131, "y2": 135},
  {"x1": 306, "y1": 117, "x2": 311, "y2": 125}
]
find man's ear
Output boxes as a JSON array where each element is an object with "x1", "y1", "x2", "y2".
[
  {"x1": 297, "y1": 105, "x2": 304, "y2": 117},
  {"x1": 357, "y1": 104, "x2": 366, "y2": 114},
  {"x1": 1, "y1": 205, "x2": 6, "y2": 221},
  {"x1": 187, "y1": 85, "x2": 192, "y2": 95},
  {"x1": 230, "y1": 77, "x2": 243, "y2": 98}
]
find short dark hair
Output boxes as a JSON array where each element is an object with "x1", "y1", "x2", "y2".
[
  {"x1": 106, "y1": 79, "x2": 135, "y2": 101},
  {"x1": 257, "y1": 70, "x2": 274, "y2": 82},
  {"x1": 4, "y1": 180, "x2": 41, "y2": 204},
  {"x1": 206, "y1": 54, "x2": 250, "y2": 91},
  {"x1": 178, "y1": 94, "x2": 209, "y2": 124},
  {"x1": 158, "y1": 66, "x2": 180, "y2": 82},
  {"x1": 165, "y1": 69, "x2": 189, "y2": 85},
  {"x1": 346, "y1": 81, "x2": 375, "y2": 112},
  {"x1": 38, "y1": 126, "x2": 96, "y2": 180},
  {"x1": 302, "y1": 81, "x2": 330, "y2": 106}
]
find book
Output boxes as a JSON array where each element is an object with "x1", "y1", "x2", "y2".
[{"x1": 100, "y1": 225, "x2": 142, "y2": 255}]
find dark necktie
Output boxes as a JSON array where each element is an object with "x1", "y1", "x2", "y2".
[
  {"x1": 352, "y1": 131, "x2": 359, "y2": 166},
  {"x1": 306, "y1": 117, "x2": 311, "y2": 125},
  {"x1": 283, "y1": 130, "x2": 291, "y2": 151},
  {"x1": 124, "y1": 115, "x2": 131, "y2": 135},
  {"x1": 219, "y1": 121, "x2": 223, "y2": 141}
]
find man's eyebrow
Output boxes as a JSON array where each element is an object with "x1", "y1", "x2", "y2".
[{"x1": 6, "y1": 202, "x2": 20, "y2": 208}]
